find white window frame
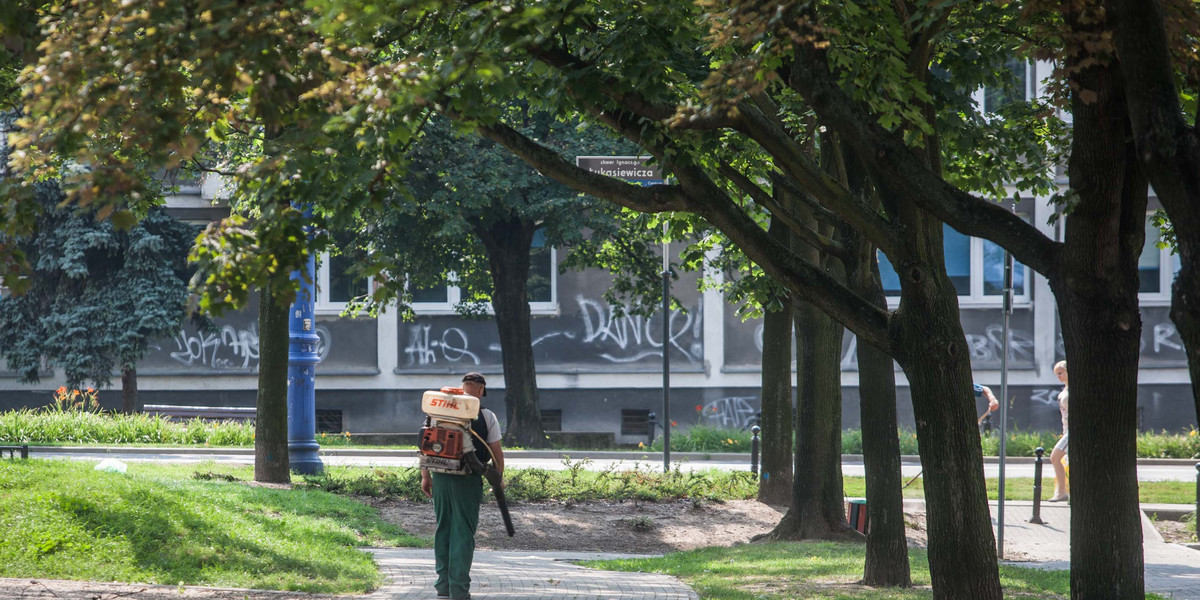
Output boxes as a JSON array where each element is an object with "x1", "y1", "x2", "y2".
[
  {"x1": 881, "y1": 232, "x2": 1034, "y2": 309},
  {"x1": 1139, "y1": 213, "x2": 1178, "y2": 306},
  {"x1": 315, "y1": 251, "x2": 374, "y2": 315},
  {"x1": 972, "y1": 59, "x2": 1037, "y2": 113},
  {"x1": 410, "y1": 246, "x2": 559, "y2": 316}
]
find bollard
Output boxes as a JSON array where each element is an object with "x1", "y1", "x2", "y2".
[
  {"x1": 1029, "y1": 447, "x2": 1045, "y2": 524},
  {"x1": 750, "y1": 425, "x2": 761, "y2": 476},
  {"x1": 20, "y1": 444, "x2": 27, "y2": 459},
  {"x1": 647, "y1": 412, "x2": 657, "y2": 449}
]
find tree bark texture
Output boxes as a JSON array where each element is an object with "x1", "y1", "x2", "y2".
[
  {"x1": 839, "y1": 138, "x2": 910, "y2": 587},
  {"x1": 255, "y1": 283, "x2": 291, "y2": 483},
  {"x1": 475, "y1": 216, "x2": 550, "y2": 449},
  {"x1": 851, "y1": 244, "x2": 911, "y2": 587},
  {"x1": 757, "y1": 212, "x2": 795, "y2": 506},
  {"x1": 888, "y1": 208, "x2": 1001, "y2": 600},
  {"x1": 1054, "y1": 27, "x2": 1148, "y2": 597},
  {"x1": 782, "y1": 297, "x2": 854, "y2": 539},
  {"x1": 120, "y1": 365, "x2": 140, "y2": 414},
  {"x1": 758, "y1": 288, "x2": 795, "y2": 505},
  {"x1": 1104, "y1": 0, "x2": 1200, "y2": 425}
]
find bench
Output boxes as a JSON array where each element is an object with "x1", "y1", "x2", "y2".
[
  {"x1": 0, "y1": 444, "x2": 29, "y2": 459},
  {"x1": 142, "y1": 405, "x2": 257, "y2": 422}
]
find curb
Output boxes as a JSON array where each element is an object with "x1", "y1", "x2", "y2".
[{"x1": 27, "y1": 446, "x2": 1200, "y2": 466}]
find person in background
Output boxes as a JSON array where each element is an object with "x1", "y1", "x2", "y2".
[
  {"x1": 421, "y1": 372, "x2": 504, "y2": 599},
  {"x1": 975, "y1": 384, "x2": 1000, "y2": 415},
  {"x1": 1049, "y1": 361, "x2": 1070, "y2": 502}
]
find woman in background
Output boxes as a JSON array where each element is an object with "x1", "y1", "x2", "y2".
[{"x1": 1049, "y1": 361, "x2": 1070, "y2": 502}]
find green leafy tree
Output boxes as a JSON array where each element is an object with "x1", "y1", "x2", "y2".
[
  {"x1": 353, "y1": 113, "x2": 636, "y2": 447},
  {"x1": 0, "y1": 184, "x2": 195, "y2": 413},
  {"x1": 295, "y1": 2, "x2": 1128, "y2": 598}
]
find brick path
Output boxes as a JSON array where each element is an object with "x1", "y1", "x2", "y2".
[
  {"x1": 365, "y1": 549, "x2": 698, "y2": 600},
  {"x1": 995, "y1": 501, "x2": 1200, "y2": 599}
]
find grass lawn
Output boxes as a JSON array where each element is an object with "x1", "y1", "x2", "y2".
[
  {"x1": 843, "y1": 476, "x2": 1195, "y2": 505},
  {"x1": 586, "y1": 541, "x2": 1169, "y2": 600},
  {"x1": 0, "y1": 459, "x2": 424, "y2": 593}
]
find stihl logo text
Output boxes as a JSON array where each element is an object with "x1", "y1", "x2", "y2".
[{"x1": 430, "y1": 398, "x2": 459, "y2": 409}]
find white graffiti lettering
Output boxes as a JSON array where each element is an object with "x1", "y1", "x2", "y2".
[
  {"x1": 700, "y1": 396, "x2": 759, "y2": 429},
  {"x1": 402, "y1": 324, "x2": 480, "y2": 366},
  {"x1": 1153, "y1": 322, "x2": 1183, "y2": 353},
  {"x1": 965, "y1": 325, "x2": 1034, "y2": 363},
  {"x1": 1029, "y1": 388, "x2": 1061, "y2": 406},
  {"x1": 576, "y1": 295, "x2": 702, "y2": 364},
  {"x1": 164, "y1": 324, "x2": 330, "y2": 370}
]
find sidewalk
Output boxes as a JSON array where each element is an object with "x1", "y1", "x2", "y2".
[
  {"x1": 365, "y1": 549, "x2": 698, "y2": 600},
  {"x1": 993, "y1": 501, "x2": 1200, "y2": 599}
]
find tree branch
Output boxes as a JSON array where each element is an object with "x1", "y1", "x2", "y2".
[
  {"x1": 467, "y1": 117, "x2": 689, "y2": 213},
  {"x1": 457, "y1": 109, "x2": 891, "y2": 349},
  {"x1": 1104, "y1": 0, "x2": 1200, "y2": 236},
  {"x1": 786, "y1": 46, "x2": 1060, "y2": 275},
  {"x1": 716, "y1": 162, "x2": 848, "y2": 260},
  {"x1": 528, "y1": 43, "x2": 733, "y2": 129},
  {"x1": 734, "y1": 101, "x2": 898, "y2": 256}
]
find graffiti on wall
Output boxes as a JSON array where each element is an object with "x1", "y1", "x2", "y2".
[
  {"x1": 152, "y1": 324, "x2": 331, "y2": 370},
  {"x1": 400, "y1": 295, "x2": 703, "y2": 368},
  {"x1": 697, "y1": 396, "x2": 759, "y2": 429}
]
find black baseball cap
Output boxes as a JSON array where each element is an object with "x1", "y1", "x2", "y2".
[{"x1": 462, "y1": 372, "x2": 486, "y2": 396}]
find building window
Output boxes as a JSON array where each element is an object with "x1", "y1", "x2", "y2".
[
  {"x1": 411, "y1": 227, "x2": 557, "y2": 314},
  {"x1": 540, "y1": 409, "x2": 563, "y2": 432},
  {"x1": 620, "y1": 409, "x2": 651, "y2": 436},
  {"x1": 1140, "y1": 214, "x2": 1180, "y2": 304},
  {"x1": 878, "y1": 222, "x2": 1031, "y2": 306},
  {"x1": 316, "y1": 250, "x2": 372, "y2": 313},
  {"x1": 982, "y1": 57, "x2": 1032, "y2": 113},
  {"x1": 316, "y1": 409, "x2": 344, "y2": 434}
]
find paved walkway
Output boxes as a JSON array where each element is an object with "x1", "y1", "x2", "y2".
[
  {"x1": 365, "y1": 549, "x2": 698, "y2": 600},
  {"x1": 994, "y1": 501, "x2": 1200, "y2": 599}
]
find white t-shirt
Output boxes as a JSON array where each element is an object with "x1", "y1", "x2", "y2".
[
  {"x1": 481, "y1": 408, "x2": 502, "y2": 444},
  {"x1": 1058, "y1": 388, "x2": 1069, "y2": 435}
]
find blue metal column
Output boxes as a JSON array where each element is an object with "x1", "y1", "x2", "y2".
[{"x1": 287, "y1": 242, "x2": 324, "y2": 474}]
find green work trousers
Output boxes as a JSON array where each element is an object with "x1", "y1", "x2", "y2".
[{"x1": 432, "y1": 472, "x2": 483, "y2": 599}]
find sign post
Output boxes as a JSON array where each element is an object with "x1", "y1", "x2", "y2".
[{"x1": 575, "y1": 156, "x2": 669, "y2": 471}]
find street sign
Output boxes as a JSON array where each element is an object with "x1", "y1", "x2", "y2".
[{"x1": 575, "y1": 156, "x2": 662, "y2": 184}]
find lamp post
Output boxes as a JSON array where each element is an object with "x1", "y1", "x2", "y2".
[
  {"x1": 997, "y1": 206, "x2": 1015, "y2": 557},
  {"x1": 661, "y1": 223, "x2": 671, "y2": 473},
  {"x1": 287, "y1": 218, "x2": 323, "y2": 475}
]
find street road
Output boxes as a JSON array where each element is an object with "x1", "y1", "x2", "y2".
[{"x1": 31, "y1": 448, "x2": 1200, "y2": 482}]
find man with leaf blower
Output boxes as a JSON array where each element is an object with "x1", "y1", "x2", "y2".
[{"x1": 420, "y1": 372, "x2": 509, "y2": 599}]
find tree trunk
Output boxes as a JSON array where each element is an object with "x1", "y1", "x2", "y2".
[
  {"x1": 255, "y1": 284, "x2": 291, "y2": 483},
  {"x1": 758, "y1": 292, "x2": 794, "y2": 506},
  {"x1": 1053, "y1": 28, "x2": 1147, "y2": 597},
  {"x1": 760, "y1": 296, "x2": 854, "y2": 540},
  {"x1": 888, "y1": 209, "x2": 1001, "y2": 600},
  {"x1": 1102, "y1": 0, "x2": 1200, "y2": 427},
  {"x1": 851, "y1": 247, "x2": 910, "y2": 587},
  {"x1": 475, "y1": 217, "x2": 549, "y2": 449},
  {"x1": 120, "y1": 365, "x2": 140, "y2": 414},
  {"x1": 757, "y1": 213, "x2": 795, "y2": 506}
]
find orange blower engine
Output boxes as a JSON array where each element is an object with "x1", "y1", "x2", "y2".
[{"x1": 418, "y1": 387, "x2": 486, "y2": 476}]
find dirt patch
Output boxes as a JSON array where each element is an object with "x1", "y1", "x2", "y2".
[
  {"x1": 373, "y1": 497, "x2": 788, "y2": 553},
  {"x1": 1153, "y1": 518, "x2": 1198, "y2": 545},
  {"x1": 372, "y1": 497, "x2": 932, "y2": 554}
]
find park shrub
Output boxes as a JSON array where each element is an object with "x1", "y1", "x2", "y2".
[
  {"x1": 300, "y1": 459, "x2": 760, "y2": 502},
  {"x1": 0, "y1": 407, "x2": 254, "y2": 446}
]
